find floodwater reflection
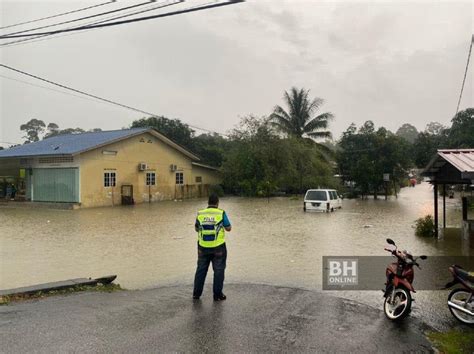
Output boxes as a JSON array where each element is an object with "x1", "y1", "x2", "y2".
[{"x1": 0, "y1": 182, "x2": 469, "y2": 292}]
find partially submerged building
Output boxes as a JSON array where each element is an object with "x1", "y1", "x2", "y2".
[{"x1": 0, "y1": 128, "x2": 221, "y2": 208}]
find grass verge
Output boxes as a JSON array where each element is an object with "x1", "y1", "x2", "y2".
[
  {"x1": 427, "y1": 329, "x2": 474, "y2": 353},
  {"x1": 0, "y1": 283, "x2": 123, "y2": 305}
]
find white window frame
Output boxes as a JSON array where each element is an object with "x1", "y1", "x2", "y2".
[
  {"x1": 104, "y1": 171, "x2": 116, "y2": 187},
  {"x1": 175, "y1": 172, "x2": 184, "y2": 185},
  {"x1": 146, "y1": 172, "x2": 156, "y2": 186}
]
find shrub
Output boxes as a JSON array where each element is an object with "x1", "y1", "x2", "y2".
[
  {"x1": 415, "y1": 215, "x2": 435, "y2": 237},
  {"x1": 208, "y1": 184, "x2": 224, "y2": 197}
]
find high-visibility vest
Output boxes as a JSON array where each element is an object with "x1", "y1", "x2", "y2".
[{"x1": 196, "y1": 207, "x2": 226, "y2": 248}]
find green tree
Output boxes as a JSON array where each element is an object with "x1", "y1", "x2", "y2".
[
  {"x1": 131, "y1": 116, "x2": 195, "y2": 150},
  {"x1": 270, "y1": 87, "x2": 333, "y2": 140},
  {"x1": 44, "y1": 126, "x2": 85, "y2": 139},
  {"x1": 192, "y1": 133, "x2": 228, "y2": 167},
  {"x1": 337, "y1": 121, "x2": 412, "y2": 199},
  {"x1": 447, "y1": 108, "x2": 474, "y2": 148},
  {"x1": 20, "y1": 118, "x2": 46, "y2": 143},
  {"x1": 413, "y1": 122, "x2": 449, "y2": 168},
  {"x1": 46, "y1": 123, "x2": 59, "y2": 137},
  {"x1": 425, "y1": 121, "x2": 446, "y2": 135},
  {"x1": 222, "y1": 115, "x2": 337, "y2": 196},
  {"x1": 396, "y1": 123, "x2": 418, "y2": 144}
]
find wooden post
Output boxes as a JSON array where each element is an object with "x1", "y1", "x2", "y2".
[
  {"x1": 443, "y1": 184, "x2": 446, "y2": 229},
  {"x1": 434, "y1": 184, "x2": 438, "y2": 238},
  {"x1": 462, "y1": 197, "x2": 468, "y2": 221}
]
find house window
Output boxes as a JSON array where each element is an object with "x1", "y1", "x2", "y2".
[
  {"x1": 175, "y1": 172, "x2": 184, "y2": 185},
  {"x1": 195, "y1": 176, "x2": 202, "y2": 183},
  {"x1": 146, "y1": 172, "x2": 156, "y2": 186},
  {"x1": 104, "y1": 171, "x2": 116, "y2": 187}
]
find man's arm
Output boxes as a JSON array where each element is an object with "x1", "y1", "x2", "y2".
[
  {"x1": 223, "y1": 212, "x2": 232, "y2": 232},
  {"x1": 195, "y1": 218, "x2": 200, "y2": 232}
]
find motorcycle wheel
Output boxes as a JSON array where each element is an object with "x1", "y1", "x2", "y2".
[
  {"x1": 448, "y1": 288, "x2": 474, "y2": 325},
  {"x1": 384, "y1": 287, "x2": 412, "y2": 321}
]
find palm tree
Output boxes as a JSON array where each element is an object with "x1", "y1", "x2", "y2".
[{"x1": 270, "y1": 87, "x2": 333, "y2": 140}]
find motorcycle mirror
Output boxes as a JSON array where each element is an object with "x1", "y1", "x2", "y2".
[
  {"x1": 386, "y1": 238, "x2": 395, "y2": 246},
  {"x1": 420, "y1": 255, "x2": 427, "y2": 260}
]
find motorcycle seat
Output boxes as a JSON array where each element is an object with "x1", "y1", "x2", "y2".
[{"x1": 453, "y1": 266, "x2": 474, "y2": 283}]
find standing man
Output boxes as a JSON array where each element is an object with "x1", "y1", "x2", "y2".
[{"x1": 193, "y1": 193, "x2": 232, "y2": 301}]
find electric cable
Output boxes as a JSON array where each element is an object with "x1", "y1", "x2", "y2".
[
  {"x1": 1, "y1": 0, "x2": 183, "y2": 48},
  {"x1": 0, "y1": 74, "x2": 114, "y2": 104},
  {"x1": 0, "y1": 1, "x2": 116, "y2": 30},
  {"x1": 0, "y1": 64, "x2": 227, "y2": 136},
  {"x1": 455, "y1": 34, "x2": 473, "y2": 116},
  {"x1": 2, "y1": 0, "x2": 157, "y2": 37},
  {"x1": 0, "y1": 0, "x2": 245, "y2": 39}
]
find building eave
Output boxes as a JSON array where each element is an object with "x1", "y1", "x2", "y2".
[{"x1": 191, "y1": 162, "x2": 219, "y2": 171}]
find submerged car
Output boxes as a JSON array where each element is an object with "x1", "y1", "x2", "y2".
[{"x1": 303, "y1": 189, "x2": 342, "y2": 212}]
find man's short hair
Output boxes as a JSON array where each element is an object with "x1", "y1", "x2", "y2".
[{"x1": 208, "y1": 193, "x2": 219, "y2": 206}]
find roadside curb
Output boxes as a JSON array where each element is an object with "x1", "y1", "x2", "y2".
[{"x1": 0, "y1": 275, "x2": 117, "y2": 297}]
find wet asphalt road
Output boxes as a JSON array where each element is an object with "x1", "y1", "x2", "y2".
[{"x1": 0, "y1": 284, "x2": 433, "y2": 353}]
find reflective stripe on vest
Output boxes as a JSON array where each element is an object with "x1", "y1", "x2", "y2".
[{"x1": 197, "y1": 207, "x2": 225, "y2": 248}]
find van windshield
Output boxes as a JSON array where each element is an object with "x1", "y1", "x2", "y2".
[{"x1": 306, "y1": 191, "x2": 327, "y2": 201}]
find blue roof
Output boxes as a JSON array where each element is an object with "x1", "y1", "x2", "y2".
[{"x1": 0, "y1": 128, "x2": 149, "y2": 158}]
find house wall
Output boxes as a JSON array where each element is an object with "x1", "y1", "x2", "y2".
[
  {"x1": 192, "y1": 165, "x2": 221, "y2": 185},
  {"x1": 79, "y1": 132, "x2": 221, "y2": 208}
]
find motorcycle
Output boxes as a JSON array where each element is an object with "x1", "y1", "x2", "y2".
[
  {"x1": 382, "y1": 238, "x2": 427, "y2": 321},
  {"x1": 444, "y1": 265, "x2": 474, "y2": 325}
]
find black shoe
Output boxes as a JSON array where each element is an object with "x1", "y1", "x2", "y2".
[
  {"x1": 193, "y1": 295, "x2": 200, "y2": 300},
  {"x1": 213, "y1": 293, "x2": 226, "y2": 301}
]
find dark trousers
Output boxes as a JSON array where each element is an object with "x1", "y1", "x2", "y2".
[{"x1": 193, "y1": 243, "x2": 227, "y2": 297}]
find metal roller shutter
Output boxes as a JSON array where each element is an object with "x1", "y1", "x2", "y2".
[{"x1": 32, "y1": 168, "x2": 79, "y2": 202}]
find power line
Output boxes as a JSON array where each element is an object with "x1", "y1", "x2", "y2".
[
  {"x1": 0, "y1": 74, "x2": 114, "y2": 104},
  {"x1": 1, "y1": 0, "x2": 184, "y2": 48},
  {"x1": 2, "y1": 0, "x2": 157, "y2": 37},
  {"x1": 455, "y1": 34, "x2": 474, "y2": 116},
  {"x1": 0, "y1": 0, "x2": 245, "y2": 39},
  {"x1": 0, "y1": 1, "x2": 116, "y2": 30},
  {"x1": 0, "y1": 64, "x2": 227, "y2": 136}
]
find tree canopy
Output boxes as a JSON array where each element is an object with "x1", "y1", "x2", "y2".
[
  {"x1": 222, "y1": 116, "x2": 337, "y2": 195},
  {"x1": 447, "y1": 108, "x2": 474, "y2": 148},
  {"x1": 270, "y1": 87, "x2": 333, "y2": 140},
  {"x1": 20, "y1": 119, "x2": 46, "y2": 143},
  {"x1": 131, "y1": 116, "x2": 195, "y2": 151},
  {"x1": 337, "y1": 121, "x2": 412, "y2": 198},
  {"x1": 396, "y1": 123, "x2": 418, "y2": 144}
]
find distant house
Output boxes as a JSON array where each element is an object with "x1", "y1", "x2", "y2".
[{"x1": 0, "y1": 128, "x2": 221, "y2": 207}]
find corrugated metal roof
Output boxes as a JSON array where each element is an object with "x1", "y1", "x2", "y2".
[
  {"x1": 0, "y1": 128, "x2": 201, "y2": 161},
  {"x1": 422, "y1": 149, "x2": 474, "y2": 181},
  {"x1": 0, "y1": 128, "x2": 148, "y2": 158},
  {"x1": 438, "y1": 149, "x2": 474, "y2": 172}
]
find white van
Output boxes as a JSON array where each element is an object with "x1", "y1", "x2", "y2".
[{"x1": 303, "y1": 189, "x2": 342, "y2": 212}]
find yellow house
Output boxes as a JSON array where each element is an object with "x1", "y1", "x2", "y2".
[{"x1": 0, "y1": 128, "x2": 222, "y2": 208}]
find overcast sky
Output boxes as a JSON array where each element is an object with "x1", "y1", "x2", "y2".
[{"x1": 0, "y1": 0, "x2": 473, "y2": 147}]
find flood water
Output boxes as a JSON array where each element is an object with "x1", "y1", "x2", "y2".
[{"x1": 1, "y1": 182, "x2": 471, "y2": 329}]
